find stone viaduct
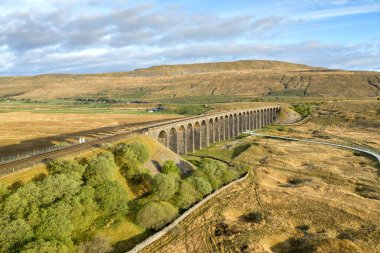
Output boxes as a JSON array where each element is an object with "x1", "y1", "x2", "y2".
[{"x1": 145, "y1": 106, "x2": 281, "y2": 154}]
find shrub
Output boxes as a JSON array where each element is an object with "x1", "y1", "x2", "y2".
[
  {"x1": 292, "y1": 103, "x2": 315, "y2": 117},
  {"x1": 84, "y1": 153, "x2": 118, "y2": 186},
  {"x1": 173, "y1": 181, "x2": 198, "y2": 209},
  {"x1": 135, "y1": 201, "x2": 178, "y2": 230},
  {"x1": 161, "y1": 160, "x2": 180, "y2": 175},
  {"x1": 37, "y1": 174, "x2": 81, "y2": 205},
  {"x1": 21, "y1": 239, "x2": 69, "y2": 253},
  {"x1": 194, "y1": 159, "x2": 227, "y2": 190},
  {"x1": 35, "y1": 214, "x2": 74, "y2": 242},
  {"x1": 189, "y1": 176, "x2": 212, "y2": 197},
  {"x1": 3, "y1": 182, "x2": 42, "y2": 220},
  {"x1": 152, "y1": 173, "x2": 178, "y2": 200},
  {"x1": 46, "y1": 159, "x2": 86, "y2": 180},
  {"x1": 221, "y1": 169, "x2": 239, "y2": 184},
  {"x1": 113, "y1": 142, "x2": 149, "y2": 166},
  {"x1": 94, "y1": 181, "x2": 129, "y2": 215},
  {"x1": 0, "y1": 219, "x2": 34, "y2": 253},
  {"x1": 77, "y1": 236, "x2": 112, "y2": 253}
]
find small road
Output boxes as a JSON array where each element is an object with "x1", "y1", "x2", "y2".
[{"x1": 245, "y1": 131, "x2": 380, "y2": 163}]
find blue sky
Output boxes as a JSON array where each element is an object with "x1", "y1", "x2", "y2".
[{"x1": 0, "y1": 0, "x2": 379, "y2": 75}]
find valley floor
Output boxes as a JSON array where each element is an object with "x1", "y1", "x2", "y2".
[{"x1": 139, "y1": 124, "x2": 380, "y2": 252}]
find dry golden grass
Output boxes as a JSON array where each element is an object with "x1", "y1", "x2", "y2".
[
  {"x1": 0, "y1": 112, "x2": 178, "y2": 156},
  {"x1": 141, "y1": 136, "x2": 380, "y2": 253}
]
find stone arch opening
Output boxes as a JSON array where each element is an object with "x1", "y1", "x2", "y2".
[
  {"x1": 250, "y1": 111, "x2": 254, "y2": 130},
  {"x1": 219, "y1": 116, "x2": 224, "y2": 141},
  {"x1": 186, "y1": 123, "x2": 193, "y2": 153},
  {"x1": 178, "y1": 125, "x2": 186, "y2": 155},
  {"x1": 214, "y1": 117, "x2": 220, "y2": 142},
  {"x1": 194, "y1": 122, "x2": 201, "y2": 150},
  {"x1": 234, "y1": 113, "x2": 238, "y2": 136},
  {"x1": 168, "y1": 128, "x2": 177, "y2": 153},
  {"x1": 201, "y1": 120, "x2": 207, "y2": 148},
  {"x1": 225, "y1": 115, "x2": 229, "y2": 139},
  {"x1": 256, "y1": 110, "x2": 260, "y2": 129},
  {"x1": 229, "y1": 114, "x2": 234, "y2": 138},
  {"x1": 158, "y1": 130, "x2": 168, "y2": 147},
  {"x1": 208, "y1": 118, "x2": 214, "y2": 145}
]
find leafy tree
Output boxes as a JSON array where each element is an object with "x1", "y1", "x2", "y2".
[
  {"x1": 21, "y1": 239, "x2": 69, "y2": 253},
  {"x1": 38, "y1": 174, "x2": 81, "y2": 205},
  {"x1": 3, "y1": 182, "x2": 41, "y2": 220},
  {"x1": 113, "y1": 142, "x2": 149, "y2": 167},
  {"x1": 173, "y1": 180, "x2": 198, "y2": 209},
  {"x1": 292, "y1": 103, "x2": 315, "y2": 117},
  {"x1": 84, "y1": 153, "x2": 118, "y2": 186},
  {"x1": 77, "y1": 236, "x2": 113, "y2": 253},
  {"x1": 189, "y1": 176, "x2": 212, "y2": 197},
  {"x1": 94, "y1": 181, "x2": 129, "y2": 215},
  {"x1": 152, "y1": 173, "x2": 178, "y2": 200},
  {"x1": 35, "y1": 214, "x2": 74, "y2": 242},
  {"x1": 194, "y1": 159, "x2": 227, "y2": 190},
  {"x1": 0, "y1": 218, "x2": 34, "y2": 253},
  {"x1": 46, "y1": 159, "x2": 86, "y2": 180},
  {"x1": 161, "y1": 160, "x2": 180, "y2": 175},
  {"x1": 135, "y1": 201, "x2": 178, "y2": 230}
]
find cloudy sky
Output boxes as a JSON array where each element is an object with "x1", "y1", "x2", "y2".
[{"x1": 0, "y1": 0, "x2": 379, "y2": 75}]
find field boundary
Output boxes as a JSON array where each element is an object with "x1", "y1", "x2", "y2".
[{"x1": 127, "y1": 172, "x2": 250, "y2": 253}]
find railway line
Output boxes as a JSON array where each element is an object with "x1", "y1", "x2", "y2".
[
  {"x1": 0, "y1": 117, "x2": 188, "y2": 176},
  {"x1": 0, "y1": 106, "x2": 280, "y2": 176}
]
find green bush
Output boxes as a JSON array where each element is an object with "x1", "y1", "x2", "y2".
[
  {"x1": 84, "y1": 153, "x2": 118, "y2": 186},
  {"x1": 21, "y1": 239, "x2": 69, "y2": 253},
  {"x1": 35, "y1": 214, "x2": 74, "y2": 242},
  {"x1": 173, "y1": 181, "x2": 198, "y2": 209},
  {"x1": 0, "y1": 218, "x2": 34, "y2": 253},
  {"x1": 152, "y1": 173, "x2": 178, "y2": 200},
  {"x1": 161, "y1": 160, "x2": 180, "y2": 175},
  {"x1": 221, "y1": 169, "x2": 239, "y2": 184},
  {"x1": 94, "y1": 181, "x2": 129, "y2": 215},
  {"x1": 194, "y1": 159, "x2": 227, "y2": 190},
  {"x1": 135, "y1": 201, "x2": 178, "y2": 230},
  {"x1": 113, "y1": 142, "x2": 149, "y2": 166},
  {"x1": 46, "y1": 159, "x2": 86, "y2": 180},
  {"x1": 188, "y1": 176, "x2": 213, "y2": 197},
  {"x1": 38, "y1": 174, "x2": 81, "y2": 205},
  {"x1": 292, "y1": 103, "x2": 315, "y2": 117},
  {"x1": 3, "y1": 182, "x2": 42, "y2": 220}
]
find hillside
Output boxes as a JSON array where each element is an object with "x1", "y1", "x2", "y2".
[{"x1": 0, "y1": 60, "x2": 379, "y2": 100}]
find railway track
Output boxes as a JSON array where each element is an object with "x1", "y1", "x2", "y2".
[
  {"x1": 0, "y1": 116, "x2": 194, "y2": 176},
  {"x1": 0, "y1": 106, "x2": 280, "y2": 177}
]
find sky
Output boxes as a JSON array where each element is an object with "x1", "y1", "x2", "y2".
[{"x1": 0, "y1": 0, "x2": 379, "y2": 75}]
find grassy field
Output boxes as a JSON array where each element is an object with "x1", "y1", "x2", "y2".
[{"x1": 0, "y1": 100, "x2": 181, "y2": 157}]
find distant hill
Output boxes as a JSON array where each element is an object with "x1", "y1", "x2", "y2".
[{"x1": 0, "y1": 60, "x2": 379, "y2": 100}]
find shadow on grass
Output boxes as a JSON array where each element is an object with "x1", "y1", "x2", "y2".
[
  {"x1": 112, "y1": 230, "x2": 153, "y2": 253},
  {"x1": 232, "y1": 143, "x2": 251, "y2": 159}
]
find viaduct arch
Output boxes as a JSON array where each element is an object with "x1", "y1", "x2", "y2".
[{"x1": 146, "y1": 106, "x2": 281, "y2": 155}]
